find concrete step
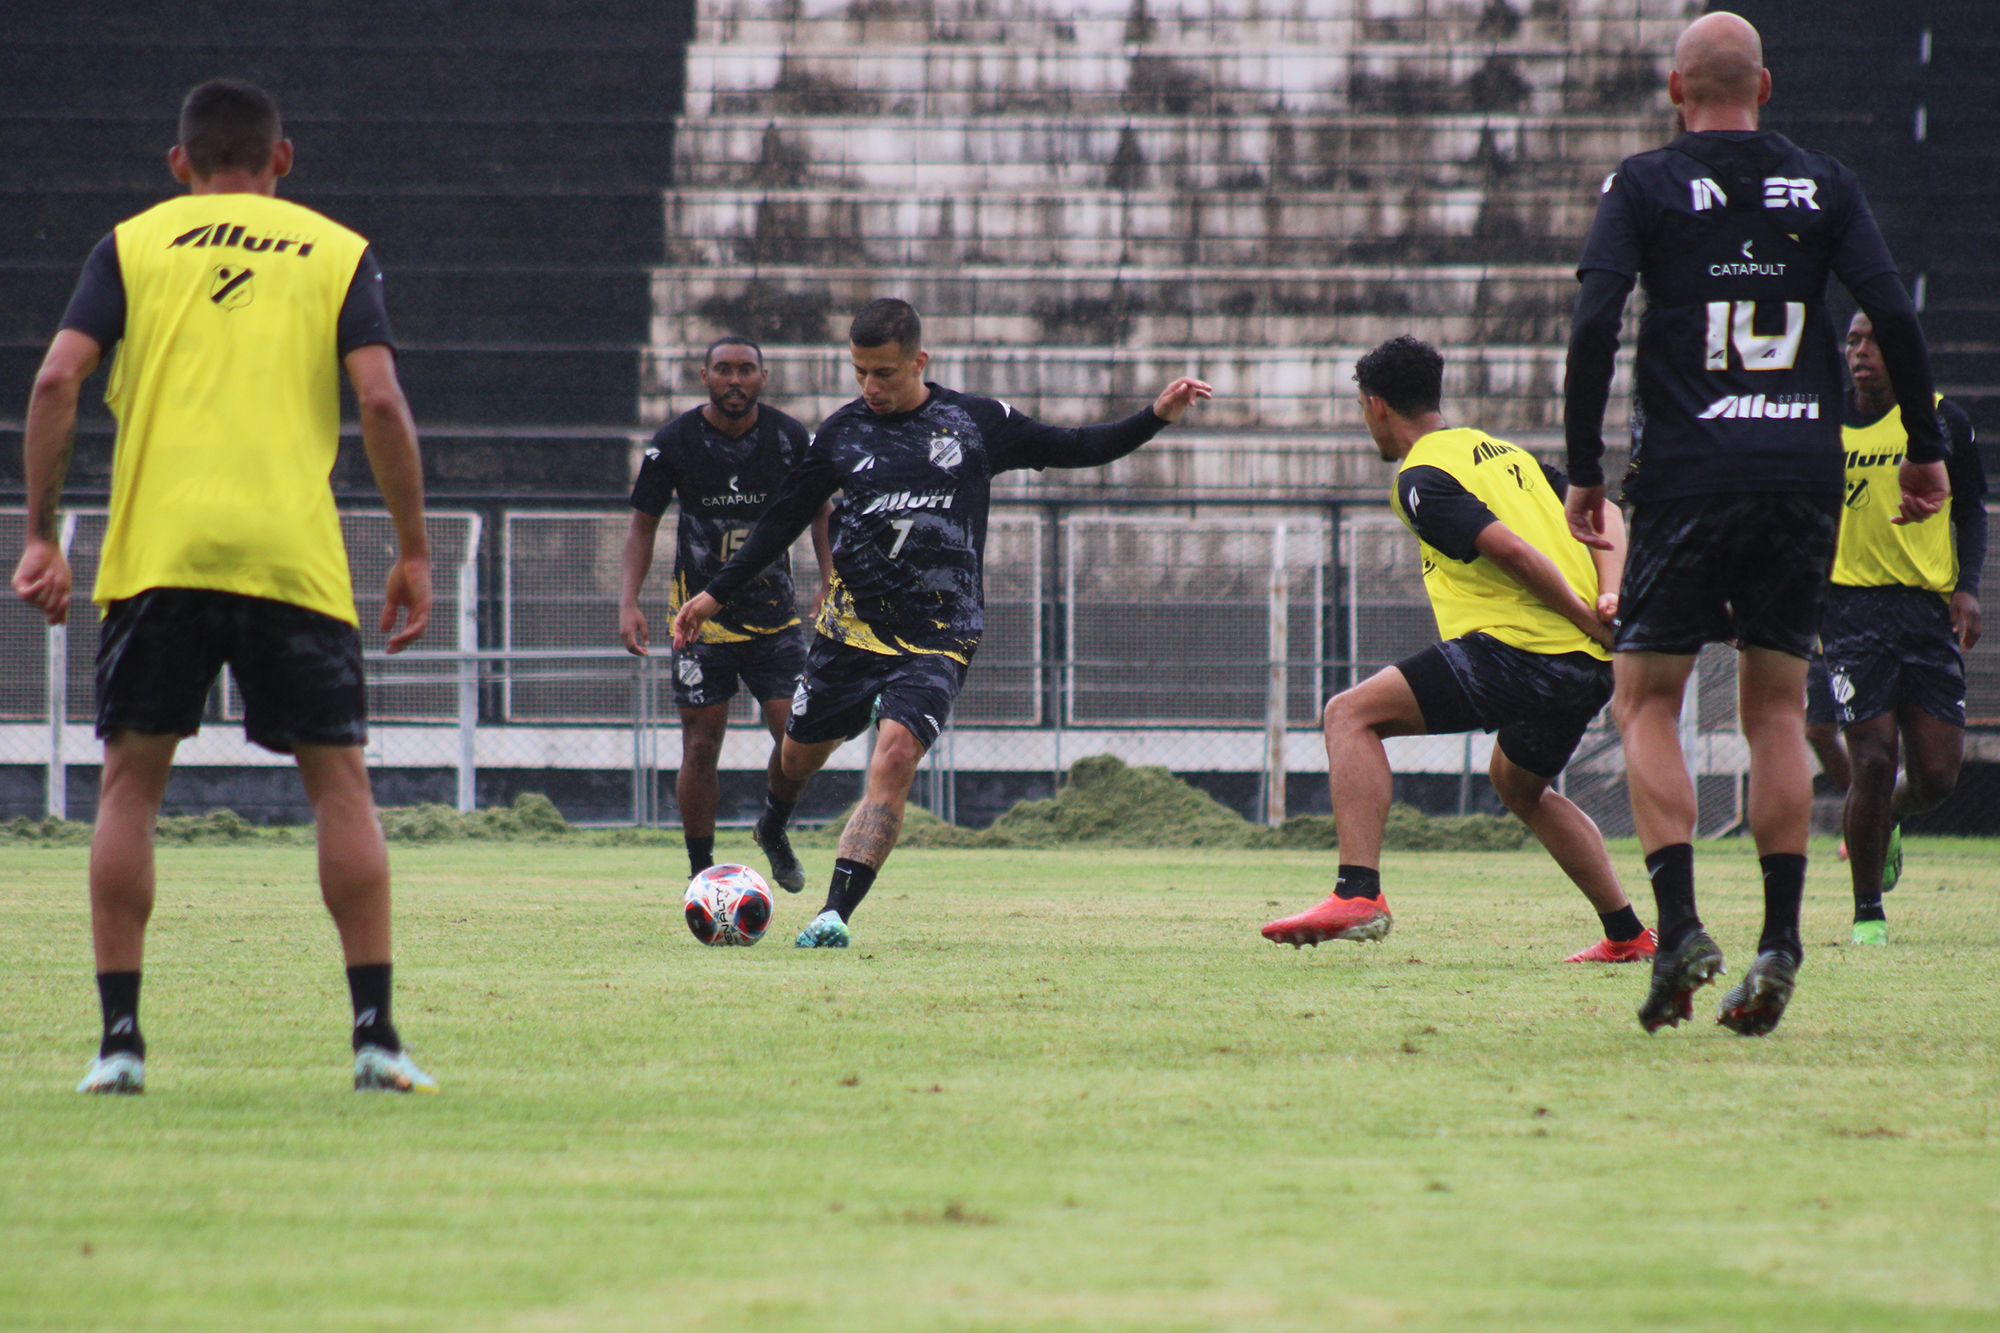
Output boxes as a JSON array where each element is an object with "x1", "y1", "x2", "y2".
[
  {"x1": 638, "y1": 342, "x2": 1624, "y2": 434},
  {"x1": 694, "y1": 0, "x2": 1685, "y2": 52},
  {"x1": 671, "y1": 114, "x2": 1663, "y2": 192},
  {"x1": 652, "y1": 264, "x2": 1581, "y2": 350},
  {"x1": 664, "y1": 187, "x2": 1599, "y2": 268},
  {"x1": 687, "y1": 43, "x2": 1668, "y2": 118}
]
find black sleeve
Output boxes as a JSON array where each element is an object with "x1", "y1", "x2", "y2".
[
  {"x1": 1397, "y1": 465, "x2": 1498, "y2": 564},
  {"x1": 1943, "y1": 402, "x2": 1987, "y2": 594},
  {"x1": 1539, "y1": 462, "x2": 1570, "y2": 499},
  {"x1": 59, "y1": 233, "x2": 125, "y2": 348},
  {"x1": 699, "y1": 441, "x2": 842, "y2": 607},
  {"x1": 1850, "y1": 271, "x2": 1945, "y2": 464},
  {"x1": 1561, "y1": 267, "x2": 1636, "y2": 488},
  {"x1": 628, "y1": 424, "x2": 679, "y2": 518},
  {"x1": 1826, "y1": 165, "x2": 1901, "y2": 292},
  {"x1": 1575, "y1": 170, "x2": 1644, "y2": 280},
  {"x1": 336, "y1": 246, "x2": 395, "y2": 357},
  {"x1": 989, "y1": 405, "x2": 1167, "y2": 474}
]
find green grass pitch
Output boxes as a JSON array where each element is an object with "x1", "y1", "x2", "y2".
[{"x1": 2, "y1": 837, "x2": 1996, "y2": 1331}]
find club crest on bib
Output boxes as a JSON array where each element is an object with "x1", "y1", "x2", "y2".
[{"x1": 927, "y1": 432, "x2": 964, "y2": 471}]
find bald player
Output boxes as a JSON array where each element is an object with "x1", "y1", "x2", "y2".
[{"x1": 1563, "y1": 13, "x2": 1950, "y2": 1035}]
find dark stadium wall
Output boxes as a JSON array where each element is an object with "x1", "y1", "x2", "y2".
[{"x1": 1, "y1": 0, "x2": 694, "y2": 498}]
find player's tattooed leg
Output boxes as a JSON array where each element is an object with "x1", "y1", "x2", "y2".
[{"x1": 838, "y1": 798, "x2": 901, "y2": 869}]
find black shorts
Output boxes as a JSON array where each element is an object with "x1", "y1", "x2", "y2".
[
  {"x1": 1821, "y1": 585, "x2": 1966, "y2": 728},
  {"x1": 1394, "y1": 632, "x2": 1614, "y2": 780},
  {"x1": 96, "y1": 588, "x2": 367, "y2": 754},
  {"x1": 1617, "y1": 492, "x2": 1841, "y2": 659},
  {"x1": 785, "y1": 635, "x2": 968, "y2": 751},
  {"x1": 1805, "y1": 646, "x2": 1839, "y2": 728},
  {"x1": 671, "y1": 629, "x2": 805, "y2": 710}
]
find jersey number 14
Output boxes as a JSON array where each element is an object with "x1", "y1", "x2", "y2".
[{"x1": 1705, "y1": 301, "x2": 1804, "y2": 372}]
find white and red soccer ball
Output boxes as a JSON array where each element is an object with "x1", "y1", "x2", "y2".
[{"x1": 682, "y1": 864, "x2": 774, "y2": 946}]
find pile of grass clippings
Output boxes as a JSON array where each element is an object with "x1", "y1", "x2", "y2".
[
  {"x1": 804, "y1": 755, "x2": 1526, "y2": 852},
  {"x1": 377, "y1": 792, "x2": 572, "y2": 842}
]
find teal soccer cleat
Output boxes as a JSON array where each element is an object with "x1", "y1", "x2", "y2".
[
  {"x1": 1881, "y1": 822, "x2": 1903, "y2": 893},
  {"x1": 795, "y1": 909, "x2": 851, "y2": 949},
  {"x1": 77, "y1": 1050, "x2": 145, "y2": 1094},
  {"x1": 354, "y1": 1045, "x2": 439, "y2": 1093}
]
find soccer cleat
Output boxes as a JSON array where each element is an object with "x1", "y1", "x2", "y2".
[
  {"x1": 77, "y1": 1050, "x2": 145, "y2": 1094},
  {"x1": 795, "y1": 909, "x2": 851, "y2": 949},
  {"x1": 1260, "y1": 892, "x2": 1393, "y2": 947},
  {"x1": 754, "y1": 822, "x2": 806, "y2": 894},
  {"x1": 1881, "y1": 823, "x2": 1903, "y2": 894},
  {"x1": 354, "y1": 1045, "x2": 438, "y2": 1093},
  {"x1": 1850, "y1": 919, "x2": 1888, "y2": 947},
  {"x1": 1717, "y1": 951, "x2": 1799, "y2": 1037},
  {"x1": 1636, "y1": 930, "x2": 1725, "y2": 1032},
  {"x1": 1564, "y1": 928, "x2": 1658, "y2": 964}
]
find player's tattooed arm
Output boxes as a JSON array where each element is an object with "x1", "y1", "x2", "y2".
[
  {"x1": 809, "y1": 502, "x2": 835, "y2": 621},
  {"x1": 837, "y1": 799, "x2": 903, "y2": 870},
  {"x1": 11, "y1": 329, "x2": 101, "y2": 625}
]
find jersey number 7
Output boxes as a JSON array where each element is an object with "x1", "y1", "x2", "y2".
[
  {"x1": 1705, "y1": 301, "x2": 1804, "y2": 372},
  {"x1": 887, "y1": 518, "x2": 915, "y2": 558}
]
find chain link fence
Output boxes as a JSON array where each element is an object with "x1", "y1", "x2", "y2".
[{"x1": 4, "y1": 502, "x2": 1997, "y2": 833}]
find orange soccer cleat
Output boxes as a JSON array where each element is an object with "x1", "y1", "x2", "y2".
[
  {"x1": 1563, "y1": 928, "x2": 1658, "y2": 963},
  {"x1": 1261, "y1": 892, "x2": 1393, "y2": 947}
]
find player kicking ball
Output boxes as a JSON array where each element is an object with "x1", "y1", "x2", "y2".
[
  {"x1": 1828, "y1": 313, "x2": 1986, "y2": 945},
  {"x1": 673, "y1": 298, "x2": 1210, "y2": 947},
  {"x1": 1263, "y1": 337, "x2": 1652, "y2": 964},
  {"x1": 12, "y1": 81, "x2": 435, "y2": 1093},
  {"x1": 619, "y1": 335, "x2": 832, "y2": 890}
]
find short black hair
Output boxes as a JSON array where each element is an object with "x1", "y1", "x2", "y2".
[
  {"x1": 849, "y1": 298, "x2": 922, "y2": 353},
  {"x1": 704, "y1": 335, "x2": 763, "y2": 366},
  {"x1": 1353, "y1": 335, "x2": 1444, "y2": 416},
  {"x1": 179, "y1": 79, "x2": 282, "y2": 176}
]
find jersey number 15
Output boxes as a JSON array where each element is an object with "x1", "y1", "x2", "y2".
[{"x1": 1705, "y1": 301, "x2": 1804, "y2": 372}]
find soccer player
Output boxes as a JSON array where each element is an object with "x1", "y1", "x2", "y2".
[
  {"x1": 1805, "y1": 643, "x2": 1853, "y2": 862},
  {"x1": 619, "y1": 336, "x2": 832, "y2": 889},
  {"x1": 1563, "y1": 13, "x2": 1950, "y2": 1034},
  {"x1": 1829, "y1": 312, "x2": 1986, "y2": 944},
  {"x1": 1262, "y1": 336, "x2": 1652, "y2": 963},
  {"x1": 10, "y1": 81, "x2": 437, "y2": 1093},
  {"x1": 671, "y1": 298, "x2": 1211, "y2": 947}
]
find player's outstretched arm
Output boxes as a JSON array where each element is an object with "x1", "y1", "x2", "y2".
[
  {"x1": 345, "y1": 344, "x2": 430, "y2": 652},
  {"x1": 671, "y1": 591, "x2": 719, "y2": 652},
  {"x1": 1473, "y1": 521, "x2": 1615, "y2": 651},
  {"x1": 674, "y1": 454, "x2": 841, "y2": 651},
  {"x1": 11, "y1": 329, "x2": 100, "y2": 626},
  {"x1": 996, "y1": 377, "x2": 1213, "y2": 471},
  {"x1": 619, "y1": 510, "x2": 661, "y2": 656}
]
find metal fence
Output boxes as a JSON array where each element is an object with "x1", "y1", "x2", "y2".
[{"x1": 5, "y1": 502, "x2": 1997, "y2": 835}]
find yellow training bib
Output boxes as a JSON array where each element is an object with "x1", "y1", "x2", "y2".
[{"x1": 93, "y1": 193, "x2": 370, "y2": 624}]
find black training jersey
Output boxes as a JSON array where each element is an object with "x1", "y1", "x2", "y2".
[
  {"x1": 703, "y1": 383, "x2": 1166, "y2": 661},
  {"x1": 1578, "y1": 131, "x2": 1898, "y2": 503},
  {"x1": 630, "y1": 405, "x2": 812, "y2": 642}
]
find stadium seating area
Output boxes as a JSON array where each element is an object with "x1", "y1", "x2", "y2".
[{"x1": 656, "y1": 0, "x2": 1685, "y2": 496}]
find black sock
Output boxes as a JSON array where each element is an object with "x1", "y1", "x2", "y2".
[
  {"x1": 686, "y1": 835, "x2": 715, "y2": 877},
  {"x1": 757, "y1": 793, "x2": 796, "y2": 839},
  {"x1": 345, "y1": 963, "x2": 401, "y2": 1053},
  {"x1": 1333, "y1": 865, "x2": 1381, "y2": 900},
  {"x1": 96, "y1": 971, "x2": 144, "y2": 1059},
  {"x1": 1599, "y1": 904, "x2": 1646, "y2": 943},
  {"x1": 1645, "y1": 844, "x2": 1700, "y2": 951},
  {"x1": 823, "y1": 858, "x2": 878, "y2": 922},
  {"x1": 1757, "y1": 853, "x2": 1807, "y2": 962}
]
